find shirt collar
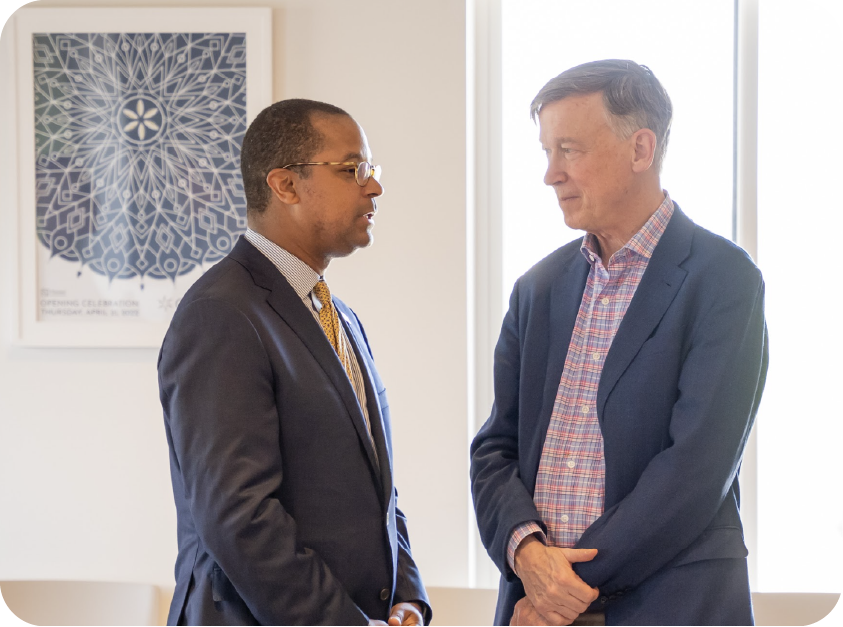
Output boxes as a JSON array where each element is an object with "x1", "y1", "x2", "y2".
[
  {"x1": 581, "y1": 191, "x2": 675, "y2": 265},
  {"x1": 244, "y1": 229, "x2": 322, "y2": 299}
]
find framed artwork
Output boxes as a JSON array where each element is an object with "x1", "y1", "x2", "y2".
[{"x1": 13, "y1": 8, "x2": 272, "y2": 347}]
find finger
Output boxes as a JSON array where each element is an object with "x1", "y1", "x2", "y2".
[
  {"x1": 557, "y1": 605, "x2": 580, "y2": 622},
  {"x1": 403, "y1": 610, "x2": 422, "y2": 626},
  {"x1": 540, "y1": 584, "x2": 592, "y2": 608},
  {"x1": 569, "y1": 590, "x2": 595, "y2": 609},
  {"x1": 390, "y1": 605, "x2": 421, "y2": 626},
  {"x1": 532, "y1": 597, "x2": 574, "y2": 624},
  {"x1": 540, "y1": 594, "x2": 588, "y2": 621},
  {"x1": 535, "y1": 607, "x2": 566, "y2": 626},
  {"x1": 561, "y1": 578, "x2": 600, "y2": 605},
  {"x1": 401, "y1": 605, "x2": 424, "y2": 626},
  {"x1": 560, "y1": 548, "x2": 598, "y2": 563},
  {"x1": 510, "y1": 603, "x2": 522, "y2": 626}
]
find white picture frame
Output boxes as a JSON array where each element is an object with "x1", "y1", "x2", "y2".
[{"x1": 12, "y1": 7, "x2": 272, "y2": 347}]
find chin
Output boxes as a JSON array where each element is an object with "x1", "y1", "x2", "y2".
[
  {"x1": 560, "y1": 207, "x2": 592, "y2": 233},
  {"x1": 342, "y1": 235, "x2": 373, "y2": 256},
  {"x1": 359, "y1": 230, "x2": 374, "y2": 248},
  {"x1": 560, "y1": 212, "x2": 582, "y2": 231}
]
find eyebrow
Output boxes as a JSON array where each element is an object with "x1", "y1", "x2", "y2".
[
  {"x1": 338, "y1": 151, "x2": 365, "y2": 162},
  {"x1": 546, "y1": 137, "x2": 580, "y2": 145}
]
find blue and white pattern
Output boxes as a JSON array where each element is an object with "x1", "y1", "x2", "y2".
[{"x1": 32, "y1": 32, "x2": 248, "y2": 282}]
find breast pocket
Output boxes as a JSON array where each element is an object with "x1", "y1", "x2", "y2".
[{"x1": 377, "y1": 388, "x2": 389, "y2": 414}]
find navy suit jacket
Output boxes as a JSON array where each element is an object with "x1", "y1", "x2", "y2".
[
  {"x1": 159, "y1": 236, "x2": 429, "y2": 625},
  {"x1": 471, "y1": 206, "x2": 768, "y2": 625}
]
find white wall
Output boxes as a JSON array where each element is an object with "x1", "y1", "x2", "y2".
[{"x1": 0, "y1": 0, "x2": 471, "y2": 589}]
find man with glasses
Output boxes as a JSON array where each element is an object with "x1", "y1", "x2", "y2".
[
  {"x1": 159, "y1": 99, "x2": 430, "y2": 626},
  {"x1": 471, "y1": 60, "x2": 768, "y2": 625}
]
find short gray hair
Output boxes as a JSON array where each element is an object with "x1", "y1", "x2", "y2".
[{"x1": 530, "y1": 59, "x2": 673, "y2": 170}]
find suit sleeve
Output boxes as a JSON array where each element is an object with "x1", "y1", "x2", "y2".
[
  {"x1": 349, "y1": 307, "x2": 432, "y2": 624},
  {"x1": 394, "y1": 501, "x2": 433, "y2": 624},
  {"x1": 159, "y1": 297, "x2": 369, "y2": 625},
  {"x1": 470, "y1": 278, "x2": 548, "y2": 579},
  {"x1": 573, "y1": 271, "x2": 768, "y2": 596}
]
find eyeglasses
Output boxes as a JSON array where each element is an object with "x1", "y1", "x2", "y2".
[{"x1": 279, "y1": 161, "x2": 382, "y2": 187}]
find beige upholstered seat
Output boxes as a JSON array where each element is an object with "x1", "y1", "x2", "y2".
[
  {"x1": 423, "y1": 587, "x2": 840, "y2": 626},
  {"x1": 425, "y1": 586, "x2": 498, "y2": 626},
  {"x1": 0, "y1": 580, "x2": 158, "y2": 626},
  {"x1": 751, "y1": 592, "x2": 840, "y2": 626}
]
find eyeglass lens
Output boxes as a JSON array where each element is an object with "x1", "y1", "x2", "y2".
[{"x1": 355, "y1": 162, "x2": 382, "y2": 186}]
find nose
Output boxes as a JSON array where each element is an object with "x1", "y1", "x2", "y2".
[
  {"x1": 544, "y1": 158, "x2": 568, "y2": 187},
  {"x1": 364, "y1": 176, "x2": 384, "y2": 198}
]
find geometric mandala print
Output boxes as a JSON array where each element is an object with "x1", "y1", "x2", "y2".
[{"x1": 32, "y1": 32, "x2": 248, "y2": 283}]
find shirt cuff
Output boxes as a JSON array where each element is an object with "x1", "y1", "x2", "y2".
[{"x1": 507, "y1": 522, "x2": 546, "y2": 574}]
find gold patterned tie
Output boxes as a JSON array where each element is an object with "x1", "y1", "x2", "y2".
[{"x1": 312, "y1": 280, "x2": 354, "y2": 381}]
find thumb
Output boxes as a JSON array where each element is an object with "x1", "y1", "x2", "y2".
[
  {"x1": 387, "y1": 609, "x2": 404, "y2": 626},
  {"x1": 561, "y1": 547, "x2": 598, "y2": 563}
]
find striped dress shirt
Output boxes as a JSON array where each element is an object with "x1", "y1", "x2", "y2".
[
  {"x1": 508, "y1": 193, "x2": 675, "y2": 568},
  {"x1": 244, "y1": 229, "x2": 375, "y2": 452}
]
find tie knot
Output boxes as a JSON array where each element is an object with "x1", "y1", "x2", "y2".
[{"x1": 312, "y1": 280, "x2": 332, "y2": 306}]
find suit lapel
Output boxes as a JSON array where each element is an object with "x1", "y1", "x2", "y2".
[
  {"x1": 229, "y1": 237, "x2": 382, "y2": 479},
  {"x1": 339, "y1": 309, "x2": 393, "y2": 506},
  {"x1": 596, "y1": 207, "x2": 694, "y2": 418}
]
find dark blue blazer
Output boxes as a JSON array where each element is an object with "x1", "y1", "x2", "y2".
[
  {"x1": 159, "y1": 237, "x2": 429, "y2": 625},
  {"x1": 471, "y1": 206, "x2": 768, "y2": 626}
]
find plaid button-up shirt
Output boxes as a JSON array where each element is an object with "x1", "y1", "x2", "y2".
[{"x1": 508, "y1": 193, "x2": 675, "y2": 568}]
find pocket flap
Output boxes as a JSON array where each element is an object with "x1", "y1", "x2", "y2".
[
  {"x1": 211, "y1": 565, "x2": 237, "y2": 603},
  {"x1": 672, "y1": 526, "x2": 748, "y2": 567}
]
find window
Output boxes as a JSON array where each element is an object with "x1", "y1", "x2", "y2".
[{"x1": 755, "y1": 0, "x2": 843, "y2": 593}]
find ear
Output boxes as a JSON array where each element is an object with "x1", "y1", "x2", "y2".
[
  {"x1": 631, "y1": 128, "x2": 657, "y2": 173},
  {"x1": 266, "y1": 168, "x2": 301, "y2": 205}
]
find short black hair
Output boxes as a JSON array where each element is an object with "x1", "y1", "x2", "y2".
[{"x1": 240, "y1": 98, "x2": 350, "y2": 214}]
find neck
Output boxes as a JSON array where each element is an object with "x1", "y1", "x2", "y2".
[
  {"x1": 248, "y1": 214, "x2": 329, "y2": 275},
  {"x1": 592, "y1": 186, "x2": 665, "y2": 265}
]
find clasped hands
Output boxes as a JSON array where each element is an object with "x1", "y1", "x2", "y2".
[
  {"x1": 369, "y1": 601, "x2": 424, "y2": 626},
  {"x1": 511, "y1": 535, "x2": 599, "y2": 626}
]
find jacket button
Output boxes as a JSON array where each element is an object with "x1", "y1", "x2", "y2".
[
  {"x1": 380, "y1": 588, "x2": 390, "y2": 601},
  {"x1": 599, "y1": 596, "x2": 608, "y2": 604}
]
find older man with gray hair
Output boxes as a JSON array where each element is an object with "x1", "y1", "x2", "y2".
[{"x1": 471, "y1": 60, "x2": 768, "y2": 626}]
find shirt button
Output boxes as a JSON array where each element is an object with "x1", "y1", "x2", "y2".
[
  {"x1": 589, "y1": 255, "x2": 595, "y2": 262},
  {"x1": 561, "y1": 515, "x2": 569, "y2": 523},
  {"x1": 567, "y1": 460, "x2": 576, "y2": 469},
  {"x1": 581, "y1": 405, "x2": 589, "y2": 414},
  {"x1": 592, "y1": 352, "x2": 600, "y2": 361},
  {"x1": 601, "y1": 297, "x2": 610, "y2": 305}
]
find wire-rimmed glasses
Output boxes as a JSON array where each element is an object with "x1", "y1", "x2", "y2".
[{"x1": 280, "y1": 161, "x2": 382, "y2": 187}]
